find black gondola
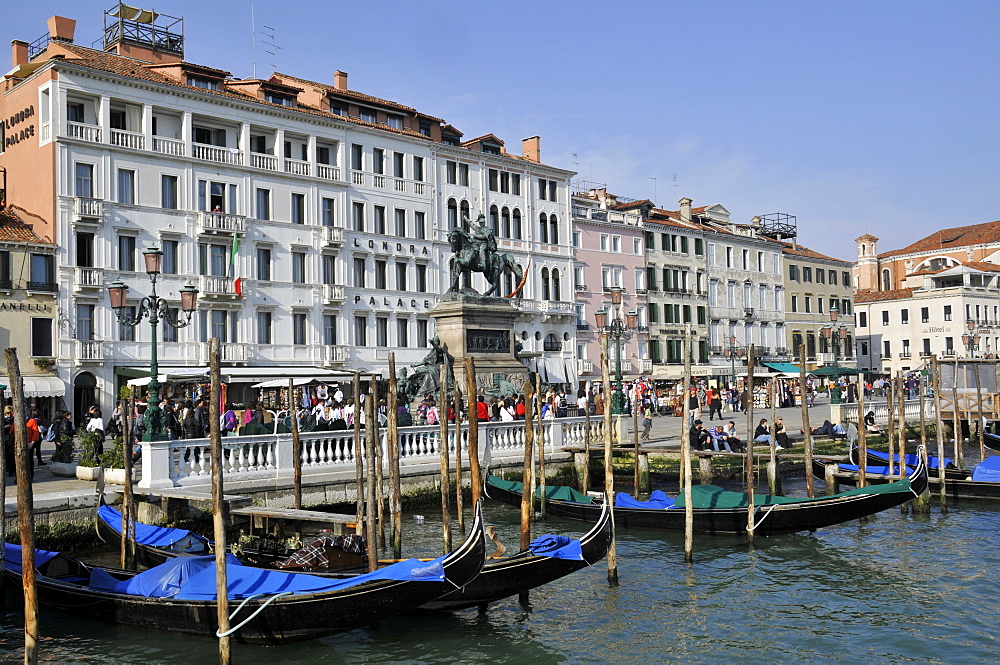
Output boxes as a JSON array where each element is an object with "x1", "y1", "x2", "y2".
[
  {"x1": 854, "y1": 447, "x2": 966, "y2": 480},
  {"x1": 6, "y1": 503, "x2": 485, "y2": 645},
  {"x1": 421, "y1": 498, "x2": 612, "y2": 611},
  {"x1": 813, "y1": 455, "x2": 1000, "y2": 501},
  {"x1": 486, "y1": 455, "x2": 928, "y2": 537},
  {"x1": 983, "y1": 420, "x2": 1000, "y2": 451},
  {"x1": 96, "y1": 501, "x2": 612, "y2": 612}
]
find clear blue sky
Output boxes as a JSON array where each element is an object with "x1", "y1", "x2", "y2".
[{"x1": 7, "y1": 1, "x2": 999, "y2": 262}]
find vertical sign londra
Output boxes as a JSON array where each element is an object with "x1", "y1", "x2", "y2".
[{"x1": 3, "y1": 105, "x2": 36, "y2": 149}]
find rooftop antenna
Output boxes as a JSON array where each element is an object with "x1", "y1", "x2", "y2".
[
  {"x1": 649, "y1": 177, "x2": 657, "y2": 206},
  {"x1": 261, "y1": 24, "x2": 282, "y2": 74},
  {"x1": 673, "y1": 174, "x2": 678, "y2": 198},
  {"x1": 251, "y1": 5, "x2": 257, "y2": 78}
]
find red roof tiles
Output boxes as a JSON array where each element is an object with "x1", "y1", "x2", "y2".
[
  {"x1": 880, "y1": 221, "x2": 1000, "y2": 258},
  {"x1": 854, "y1": 288, "x2": 914, "y2": 303}
]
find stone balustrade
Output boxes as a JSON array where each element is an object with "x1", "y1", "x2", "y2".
[{"x1": 138, "y1": 416, "x2": 604, "y2": 490}]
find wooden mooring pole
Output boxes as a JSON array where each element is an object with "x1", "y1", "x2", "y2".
[
  {"x1": 438, "y1": 363, "x2": 452, "y2": 555},
  {"x1": 582, "y1": 393, "x2": 591, "y2": 494},
  {"x1": 365, "y1": 386, "x2": 379, "y2": 570},
  {"x1": 632, "y1": 391, "x2": 640, "y2": 497},
  {"x1": 120, "y1": 395, "x2": 136, "y2": 569},
  {"x1": 352, "y1": 372, "x2": 364, "y2": 528},
  {"x1": 518, "y1": 377, "x2": 536, "y2": 604},
  {"x1": 207, "y1": 339, "x2": 231, "y2": 664},
  {"x1": 6, "y1": 348, "x2": 38, "y2": 665},
  {"x1": 886, "y1": 376, "x2": 896, "y2": 478},
  {"x1": 536, "y1": 373, "x2": 546, "y2": 521},
  {"x1": 600, "y1": 334, "x2": 618, "y2": 586},
  {"x1": 0, "y1": 365, "x2": 6, "y2": 611},
  {"x1": 767, "y1": 377, "x2": 780, "y2": 496},
  {"x1": 372, "y1": 374, "x2": 385, "y2": 549},
  {"x1": 952, "y1": 358, "x2": 963, "y2": 468},
  {"x1": 289, "y1": 378, "x2": 303, "y2": 510},
  {"x1": 932, "y1": 356, "x2": 947, "y2": 512},
  {"x1": 914, "y1": 372, "x2": 931, "y2": 513},
  {"x1": 856, "y1": 366, "x2": 868, "y2": 488},
  {"x1": 896, "y1": 370, "x2": 906, "y2": 487},
  {"x1": 453, "y1": 382, "x2": 464, "y2": 534},
  {"x1": 387, "y1": 353, "x2": 402, "y2": 559},
  {"x1": 800, "y1": 346, "x2": 815, "y2": 497},
  {"x1": 745, "y1": 344, "x2": 756, "y2": 545},
  {"x1": 681, "y1": 334, "x2": 694, "y2": 563},
  {"x1": 465, "y1": 358, "x2": 482, "y2": 507},
  {"x1": 974, "y1": 360, "x2": 985, "y2": 467}
]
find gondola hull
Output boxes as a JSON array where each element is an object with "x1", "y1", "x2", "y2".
[
  {"x1": 813, "y1": 459, "x2": 1000, "y2": 501},
  {"x1": 420, "y1": 501, "x2": 612, "y2": 611},
  {"x1": 96, "y1": 502, "x2": 609, "y2": 613},
  {"x1": 857, "y1": 448, "x2": 964, "y2": 480},
  {"x1": 984, "y1": 429, "x2": 1000, "y2": 452},
  {"x1": 486, "y1": 463, "x2": 927, "y2": 537},
  {"x1": 10, "y1": 506, "x2": 486, "y2": 645}
]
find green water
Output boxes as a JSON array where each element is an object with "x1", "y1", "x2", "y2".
[{"x1": 2, "y1": 480, "x2": 998, "y2": 664}]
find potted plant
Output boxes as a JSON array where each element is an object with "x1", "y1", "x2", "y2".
[
  {"x1": 76, "y1": 428, "x2": 104, "y2": 481},
  {"x1": 49, "y1": 427, "x2": 78, "y2": 478},
  {"x1": 101, "y1": 436, "x2": 136, "y2": 485}
]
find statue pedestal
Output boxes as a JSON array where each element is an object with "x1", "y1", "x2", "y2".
[{"x1": 431, "y1": 296, "x2": 529, "y2": 395}]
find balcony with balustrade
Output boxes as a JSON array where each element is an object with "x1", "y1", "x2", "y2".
[
  {"x1": 75, "y1": 340, "x2": 104, "y2": 364},
  {"x1": 72, "y1": 267, "x2": 104, "y2": 293},
  {"x1": 638, "y1": 359, "x2": 653, "y2": 373},
  {"x1": 109, "y1": 128, "x2": 144, "y2": 150},
  {"x1": 199, "y1": 275, "x2": 236, "y2": 298},
  {"x1": 324, "y1": 345, "x2": 347, "y2": 365},
  {"x1": 322, "y1": 226, "x2": 344, "y2": 247},
  {"x1": 324, "y1": 284, "x2": 345, "y2": 303},
  {"x1": 74, "y1": 197, "x2": 105, "y2": 223},
  {"x1": 67, "y1": 121, "x2": 102, "y2": 144},
  {"x1": 152, "y1": 135, "x2": 184, "y2": 156},
  {"x1": 197, "y1": 211, "x2": 246, "y2": 235},
  {"x1": 577, "y1": 358, "x2": 594, "y2": 374}
]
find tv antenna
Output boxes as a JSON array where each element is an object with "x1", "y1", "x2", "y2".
[
  {"x1": 260, "y1": 23, "x2": 282, "y2": 74},
  {"x1": 649, "y1": 177, "x2": 657, "y2": 206}
]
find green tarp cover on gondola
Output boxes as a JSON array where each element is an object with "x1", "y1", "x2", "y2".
[
  {"x1": 487, "y1": 476, "x2": 593, "y2": 504},
  {"x1": 672, "y1": 478, "x2": 913, "y2": 509}
]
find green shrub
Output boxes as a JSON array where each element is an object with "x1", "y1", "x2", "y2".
[
  {"x1": 101, "y1": 436, "x2": 126, "y2": 469},
  {"x1": 77, "y1": 427, "x2": 105, "y2": 467}
]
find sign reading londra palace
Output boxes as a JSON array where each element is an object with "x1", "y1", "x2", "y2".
[{"x1": 467, "y1": 329, "x2": 510, "y2": 354}]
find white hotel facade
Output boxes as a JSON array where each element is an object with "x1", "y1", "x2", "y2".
[{"x1": 0, "y1": 13, "x2": 575, "y2": 414}]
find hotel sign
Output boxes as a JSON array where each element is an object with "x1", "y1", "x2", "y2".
[{"x1": 3, "y1": 105, "x2": 35, "y2": 149}]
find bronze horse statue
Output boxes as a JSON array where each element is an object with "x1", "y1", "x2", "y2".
[{"x1": 447, "y1": 226, "x2": 523, "y2": 297}]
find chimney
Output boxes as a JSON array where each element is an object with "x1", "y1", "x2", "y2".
[
  {"x1": 47, "y1": 16, "x2": 76, "y2": 43},
  {"x1": 11, "y1": 41, "x2": 29, "y2": 68},
  {"x1": 679, "y1": 197, "x2": 692, "y2": 223},
  {"x1": 334, "y1": 70, "x2": 348, "y2": 91},
  {"x1": 522, "y1": 136, "x2": 540, "y2": 163}
]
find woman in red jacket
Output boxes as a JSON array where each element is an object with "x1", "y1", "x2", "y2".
[{"x1": 476, "y1": 396, "x2": 490, "y2": 421}]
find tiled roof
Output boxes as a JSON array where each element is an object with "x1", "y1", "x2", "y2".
[
  {"x1": 780, "y1": 242, "x2": 852, "y2": 264},
  {"x1": 854, "y1": 288, "x2": 914, "y2": 303},
  {"x1": 461, "y1": 133, "x2": 505, "y2": 147},
  {"x1": 0, "y1": 206, "x2": 52, "y2": 244},
  {"x1": 611, "y1": 199, "x2": 651, "y2": 210},
  {"x1": 42, "y1": 46, "x2": 434, "y2": 141},
  {"x1": 962, "y1": 261, "x2": 1000, "y2": 273},
  {"x1": 906, "y1": 267, "x2": 946, "y2": 277},
  {"x1": 146, "y1": 61, "x2": 232, "y2": 77},
  {"x1": 273, "y1": 72, "x2": 438, "y2": 118},
  {"x1": 880, "y1": 221, "x2": 1000, "y2": 258}
]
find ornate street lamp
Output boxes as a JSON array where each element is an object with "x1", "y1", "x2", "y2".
[
  {"x1": 725, "y1": 335, "x2": 746, "y2": 389},
  {"x1": 108, "y1": 246, "x2": 199, "y2": 441},
  {"x1": 822, "y1": 300, "x2": 850, "y2": 404},
  {"x1": 596, "y1": 286, "x2": 637, "y2": 414},
  {"x1": 963, "y1": 318, "x2": 981, "y2": 358}
]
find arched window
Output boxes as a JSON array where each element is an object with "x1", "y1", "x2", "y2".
[
  {"x1": 73, "y1": 371, "x2": 98, "y2": 423},
  {"x1": 489, "y1": 205, "x2": 499, "y2": 235},
  {"x1": 447, "y1": 198, "x2": 458, "y2": 229},
  {"x1": 501, "y1": 207, "x2": 511, "y2": 238},
  {"x1": 460, "y1": 200, "x2": 471, "y2": 230},
  {"x1": 880, "y1": 269, "x2": 891, "y2": 291},
  {"x1": 539, "y1": 213, "x2": 549, "y2": 244},
  {"x1": 551, "y1": 268, "x2": 561, "y2": 301},
  {"x1": 549, "y1": 214, "x2": 558, "y2": 245},
  {"x1": 516, "y1": 263, "x2": 525, "y2": 299},
  {"x1": 541, "y1": 267, "x2": 551, "y2": 300},
  {"x1": 512, "y1": 209, "x2": 522, "y2": 239},
  {"x1": 544, "y1": 333, "x2": 562, "y2": 352}
]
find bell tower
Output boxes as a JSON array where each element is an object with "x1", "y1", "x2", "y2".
[{"x1": 855, "y1": 234, "x2": 879, "y2": 290}]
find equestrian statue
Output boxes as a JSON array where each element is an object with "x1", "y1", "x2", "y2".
[{"x1": 447, "y1": 213, "x2": 525, "y2": 298}]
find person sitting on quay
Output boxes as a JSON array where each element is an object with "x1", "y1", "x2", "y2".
[
  {"x1": 708, "y1": 425, "x2": 734, "y2": 452},
  {"x1": 689, "y1": 419, "x2": 710, "y2": 451},
  {"x1": 864, "y1": 411, "x2": 881, "y2": 434},
  {"x1": 753, "y1": 418, "x2": 772, "y2": 446},
  {"x1": 724, "y1": 421, "x2": 745, "y2": 452}
]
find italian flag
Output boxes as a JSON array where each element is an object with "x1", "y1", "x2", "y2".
[{"x1": 230, "y1": 232, "x2": 243, "y2": 297}]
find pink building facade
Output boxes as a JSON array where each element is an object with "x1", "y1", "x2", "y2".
[{"x1": 571, "y1": 188, "x2": 649, "y2": 391}]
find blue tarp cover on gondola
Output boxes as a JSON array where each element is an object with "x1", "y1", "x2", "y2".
[
  {"x1": 839, "y1": 464, "x2": 904, "y2": 475},
  {"x1": 3, "y1": 544, "x2": 59, "y2": 573},
  {"x1": 972, "y1": 456, "x2": 1000, "y2": 483},
  {"x1": 615, "y1": 490, "x2": 675, "y2": 509},
  {"x1": 527, "y1": 535, "x2": 584, "y2": 561},
  {"x1": 98, "y1": 504, "x2": 209, "y2": 551},
  {"x1": 91, "y1": 552, "x2": 447, "y2": 600},
  {"x1": 868, "y1": 450, "x2": 952, "y2": 470}
]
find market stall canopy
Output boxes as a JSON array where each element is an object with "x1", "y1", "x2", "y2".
[
  {"x1": 2, "y1": 375, "x2": 66, "y2": 398},
  {"x1": 252, "y1": 377, "x2": 326, "y2": 389},
  {"x1": 763, "y1": 362, "x2": 803, "y2": 377},
  {"x1": 222, "y1": 366, "x2": 354, "y2": 384},
  {"x1": 810, "y1": 365, "x2": 861, "y2": 377},
  {"x1": 126, "y1": 368, "x2": 210, "y2": 387}
]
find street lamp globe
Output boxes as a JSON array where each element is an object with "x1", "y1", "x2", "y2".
[
  {"x1": 179, "y1": 283, "x2": 200, "y2": 316},
  {"x1": 143, "y1": 246, "x2": 164, "y2": 275},
  {"x1": 107, "y1": 280, "x2": 129, "y2": 310}
]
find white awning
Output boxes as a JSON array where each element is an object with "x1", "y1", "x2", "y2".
[
  {"x1": 252, "y1": 377, "x2": 324, "y2": 389},
  {"x1": 544, "y1": 357, "x2": 568, "y2": 384},
  {"x1": 127, "y1": 368, "x2": 210, "y2": 386},
  {"x1": 563, "y1": 358, "x2": 578, "y2": 387},
  {"x1": 3, "y1": 375, "x2": 66, "y2": 398},
  {"x1": 223, "y1": 366, "x2": 353, "y2": 384}
]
